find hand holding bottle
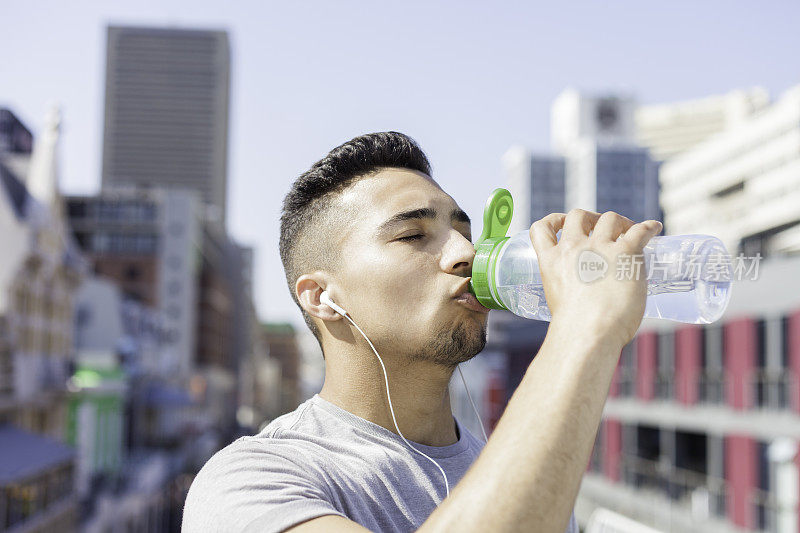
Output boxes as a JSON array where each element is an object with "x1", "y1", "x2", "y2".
[
  {"x1": 469, "y1": 188, "x2": 732, "y2": 327},
  {"x1": 529, "y1": 209, "x2": 663, "y2": 348}
]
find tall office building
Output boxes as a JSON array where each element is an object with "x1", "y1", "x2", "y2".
[
  {"x1": 552, "y1": 89, "x2": 661, "y2": 225},
  {"x1": 101, "y1": 26, "x2": 230, "y2": 225},
  {"x1": 504, "y1": 90, "x2": 660, "y2": 234},
  {"x1": 502, "y1": 146, "x2": 566, "y2": 234}
]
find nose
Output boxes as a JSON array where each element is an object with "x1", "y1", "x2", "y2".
[{"x1": 441, "y1": 229, "x2": 475, "y2": 276}]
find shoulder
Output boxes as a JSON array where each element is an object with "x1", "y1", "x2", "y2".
[{"x1": 182, "y1": 403, "x2": 344, "y2": 532}]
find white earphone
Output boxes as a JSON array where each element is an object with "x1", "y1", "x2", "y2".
[
  {"x1": 318, "y1": 290, "x2": 488, "y2": 502},
  {"x1": 320, "y1": 291, "x2": 348, "y2": 317}
]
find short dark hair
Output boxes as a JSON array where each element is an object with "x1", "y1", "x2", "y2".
[{"x1": 279, "y1": 132, "x2": 432, "y2": 354}]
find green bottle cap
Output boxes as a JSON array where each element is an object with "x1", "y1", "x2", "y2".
[{"x1": 468, "y1": 188, "x2": 513, "y2": 310}]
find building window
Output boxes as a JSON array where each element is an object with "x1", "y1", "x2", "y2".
[
  {"x1": 167, "y1": 305, "x2": 181, "y2": 320},
  {"x1": 590, "y1": 422, "x2": 604, "y2": 474},
  {"x1": 781, "y1": 315, "x2": 790, "y2": 369},
  {"x1": 656, "y1": 332, "x2": 674, "y2": 400},
  {"x1": 754, "y1": 319, "x2": 768, "y2": 407},
  {"x1": 700, "y1": 325, "x2": 725, "y2": 404},
  {"x1": 167, "y1": 280, "x2": 181, "y2": 296},
  {"x1": 125, "y1": 264, "x2": 140, "y2": 281},
  {"x1": 67, "y1": 201, "x2": 86, "y2": 218},
  {"x1": 754, "y1": 440, "x2": 772, "y2": 530},
  {"x1": 753, "y1": 317, "x2": 792, "y2": 410},
  {"x1": 619, "y1": 340, "x2": 635, "y2": 397}
]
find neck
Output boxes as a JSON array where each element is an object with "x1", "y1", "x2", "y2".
[{"x1": 319, "y1": 342, "x2": 458, "y2": 447}]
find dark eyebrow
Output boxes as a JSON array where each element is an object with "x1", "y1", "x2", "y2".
[{"x1": 376, "y1": 207, "x2": 471, "y2": 236}]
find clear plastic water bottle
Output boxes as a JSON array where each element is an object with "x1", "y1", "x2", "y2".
[{"x1": 468, "y1": 189, "x2": 732, "y2": 324}]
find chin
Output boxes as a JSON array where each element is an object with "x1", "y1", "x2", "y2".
[{"x1": 413, "y1": 317, "x2": 487, "y2": 368}]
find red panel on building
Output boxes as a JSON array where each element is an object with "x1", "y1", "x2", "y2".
[
  {"x1": 787, "y1": 310, "x2": 800, "y2": 413},
  {"x1": 675, "y1": 326, "x2": 702, "y2": 405},
  {"x1": 603, "y1": 419, "x2": 622, "y2": 482},
  {"x1": 725, "y1": 435, "x2": 757, "y2": 529},
  {"x1": 724, "y1": 318, "x2": 756, "y2": 411},
  {"x1": 636, "y1": 331, "x2": 657, "y2": 401}
]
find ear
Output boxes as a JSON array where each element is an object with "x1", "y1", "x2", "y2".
[{"x1": 296, "y1": 274, "x2": 343, "y2": 321}]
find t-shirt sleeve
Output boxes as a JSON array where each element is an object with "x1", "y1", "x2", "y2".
[{"x1": 182, "y1": 437, "x2": 346, "y2": 533}]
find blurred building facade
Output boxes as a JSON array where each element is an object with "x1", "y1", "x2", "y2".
[
  {"x1": 651, "y1": 85, "x2": 800, "y2": 259},
  {"x1": 66, "y1": 188, "x2": 202, "y2": 382},
  {"x1": 570, "y1": 84, "x2": 800, "y2": 532},
  {"x1": 0, "y1": 108, "x2": 34, "y2": 182},
  {"x1": 552, "y1": 89, "x2": 661, "y2": 225},
  {"x1": 635, "y1": 87, "x2": 770, "y2": 162},
  {"x1": 0, "y1": 107, "x2": 84, "y2": 532},
  {"x1": 69, "y1": 271, "x2": 211, "y2": 533},
  {"x1": 65, "y1": 188, "x2": 254, "y2": 444},
  {"x1": 101, "y1": 26, "x2": 230, "y2": 226},
  {"x1": 1, "y1": 22, "x2": 272, "y2": 533},
  {"x1": 504, "y1": 89, "x2": 661, "y2": 235},
  {"x1": 502, "y1": 147, "x2": 565, "y2": 235},
  {"x1": 579, "y1": 254, "x2": 800, "y2": 532},
  {"x1": 262, "y1": 322, "x2": 302, "y2": 415},
  {"x1": 498, "y1": 85, "x2": 800, "y2": 531}
]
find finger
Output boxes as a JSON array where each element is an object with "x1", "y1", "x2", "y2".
[
  {"x1": 530, "y1": 213, "x2": 567, "y2": 254},
  {"x1": 563, "y1": 208, "x2": 601, "y2": 243},
  {"x1": 620, "y1": 220, "x2": 663, "y2": 251},
  {"x1": 593, "y1": 211, "x2": 635, "y2": 242}
]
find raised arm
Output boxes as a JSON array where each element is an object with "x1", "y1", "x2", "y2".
[{"x1": 418, "y1": 209, "x2": 662, "y2": 532}]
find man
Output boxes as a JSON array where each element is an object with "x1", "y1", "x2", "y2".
[{"x1": 182, "y1": 132, "x2": 662, "y2": 532}]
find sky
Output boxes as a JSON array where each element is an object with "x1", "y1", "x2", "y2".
[{"x1": 3, "y1": 1, "x2": 799, "y2": 330}]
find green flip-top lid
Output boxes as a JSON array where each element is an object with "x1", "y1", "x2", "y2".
[{"x1": 468, "y1": 188, "x2": 513, "y2": 310}]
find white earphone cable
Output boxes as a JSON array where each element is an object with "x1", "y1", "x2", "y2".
[
  {"x1": 456, "y1": 365, "x2": 489, "y2": 444},
  {"x1": 339, "y1": 311, "x2": 452, "y2": 500}
]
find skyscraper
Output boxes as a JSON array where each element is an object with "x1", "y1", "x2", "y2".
[
  {"x1": 502, "y1": 146, "x2": 565, "y2": 235},
  {"x1": 101, "y1": 25, "x2": 230, "y2": 225},
  {"x1": 551, "y1": 89, "x2": 661, "y2": 225},
  {"x1": 504, "y1": 89, "x2": 661, "y2": 232}
]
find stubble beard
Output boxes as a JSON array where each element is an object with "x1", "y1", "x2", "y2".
[{"x1": 411, "y1": 316, "x2": 487, "y2": 368}]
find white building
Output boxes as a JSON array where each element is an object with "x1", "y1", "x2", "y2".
[
  {"x1": 551, "y1": 89, "x2": 638, "y2": 153},
  {"x1": 657, "y1": 84, "x2": 800, "y2": 257},
  {"x1": 635, "y1": 88, "x2": 770, "y2": 162},
  {"x1": 66, "y1": 187, "x2": 203, "y2": 382}
]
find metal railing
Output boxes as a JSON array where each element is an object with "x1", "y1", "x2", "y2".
[
  {"x1": 611, "y1": 368, "x2": 800, "y2": 413},
  {"x1": 698, "y1": 372, "x2": 726, "y2": 405},
  {"x1": 616, "y1": 368, "x2": 635, "y2": 397},
  {"x1": 619, "y1": 455, "x2": 727, "y2": 519},
  {"x1": 751, "y1": 370, "x2": 795, "y2": 411},
  {"x1": 655, "y1": 374, "x2": 674, "y2": 401},
  {"x1": 750, "y1": 486, "x2": 784, "y2": 532}
]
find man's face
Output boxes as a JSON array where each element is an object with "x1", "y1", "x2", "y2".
[{"x1": 329, "y1": 168, "x2": 488, "y2": 367}]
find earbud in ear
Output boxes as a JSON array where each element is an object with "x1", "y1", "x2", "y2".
[{"x1": 320, "y1": 291, "x2": 348, "y2": 317}]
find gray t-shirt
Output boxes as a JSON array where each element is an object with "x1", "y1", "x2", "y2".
[{"x1": 182, "y1": 394, "x2": 579, "y2": 532}]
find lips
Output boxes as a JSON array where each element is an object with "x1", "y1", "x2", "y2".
[{"x1": 454, "y1": 292, "x2": 490, "y2": 314}]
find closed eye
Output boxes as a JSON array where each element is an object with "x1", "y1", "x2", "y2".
[{"x1": 397, "y1": 234, "x2": 424, "y2": 242}]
